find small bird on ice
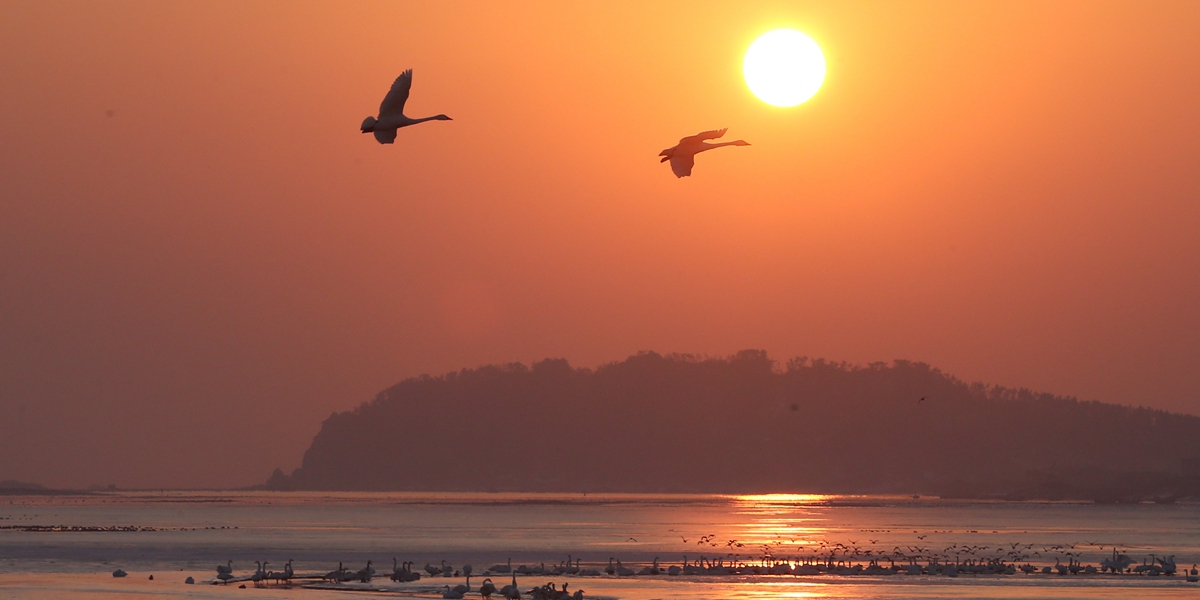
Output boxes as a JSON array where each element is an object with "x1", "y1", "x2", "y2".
[
  {"x1": 658, "y1": 128, "x2": 749, "y2": 177},
  {"x1": 361, "y1": 69, "x2": 452, "y2": 144}
]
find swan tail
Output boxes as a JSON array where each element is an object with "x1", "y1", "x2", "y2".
[{"x1": 361, "y1": 116, "x2": 377, "y2": 132}]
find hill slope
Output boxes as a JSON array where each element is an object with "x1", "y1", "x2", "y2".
[{"x1": 267, "y1": 351, "x2": 1200, "y2": 498}]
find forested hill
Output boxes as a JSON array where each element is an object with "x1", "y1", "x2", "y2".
[{"x1": 267, "y1": 351, "x2": 1200, "y2": 498}]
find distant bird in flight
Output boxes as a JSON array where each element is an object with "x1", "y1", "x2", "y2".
[
  {"x1": 361, "y1": 69, "x2": 452, "y2": 144},
  {"x1": 659, "y1": 128, "x2": 749, "y2": 177}
]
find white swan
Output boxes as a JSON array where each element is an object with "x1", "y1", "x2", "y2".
[
  {"x1": 489, "y1": 558, "x2": 512, "y2": 574},
  {"x1": 500, "y1": 572, "x2": 521, "y2": 599},
  {"x1": 216, "y1": 560, "x2": 233, "y2": 574},
  {"x1": 442, "y1": 584, "x2": 465, "y2": 599},
  {"x1": 452, "y1": 574, "x2": 471, "y2": 594},
  {"x1": 616, "y1": 560, "x2": 635, "y2": 577},
  {"x1": 323, "y1": 562, "x2": 346, "y2": 581},
  {"x1": 361, "y1": 70, "x2": 452, "y2": 144},
  {"x1": 479, "y1": 577, "x2": 497, "y2": 598},
  {"x1": 658, "y1": 128, "x2": 749, "y2": 178},
  {"x1": 639, "y1": 557, "x2": 659, "y2": 575},
  {"x1": 268, "y1": 559, "x2": 293, "y2": 584},
  {"x1": 577, "y1": 562, "x2": 602, "y2": 577},
  {"x1": 1158, "y1": 554, "x2": 1177, "y2": 574},
  {"x1": 394, "y1": 560, "x2": 421, "y2": 582},
  {"x1": 355, "y1": 560, "x2": 374, "y2": 582}
]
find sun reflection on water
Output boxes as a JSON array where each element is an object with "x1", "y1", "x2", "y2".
[
  {"x1": 705, "y1": 495, "x2": 840, "y2": 559},
  {"x1": 731, "y1": 494, "x2": 835, "y2": 505}
]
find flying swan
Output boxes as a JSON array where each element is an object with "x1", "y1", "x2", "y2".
[
  {"x1": 361, "y1": 69, "x2": 452, "y2": 144},
  {"x1": 658, "y1": 128, "x2": 749, "y2": 177}
]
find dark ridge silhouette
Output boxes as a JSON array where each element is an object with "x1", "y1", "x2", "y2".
[
  {"x1": 0, "y1": 480, "x2": 93, "y2": 496},
  {"x1": 0, "y1": 480, "x2": 47, "y2": 490},
  {"x1": 267, "y1": 351, "x2": 1200, "y2": 499}
]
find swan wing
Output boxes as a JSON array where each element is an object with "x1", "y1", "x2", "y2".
[
  {"x1": 379, "y1": 70, "x2": 412, "y2": 118},
  {"x1": 680, "y1": 128, "x2": 727, "y2": 145},
  {"x1": 373, "y1": 128, "x2": 398, "y2": 144},
  {"x1": 669, "y1": 153, "x2": 694, "y2": 177}
]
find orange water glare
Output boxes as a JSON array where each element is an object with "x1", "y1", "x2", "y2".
[
  {"x1": 725, "y1": 494, "x2": 833, "y2": 555},
  {"x1": 733, "y1": 494, "x2": 834, "y2": 504}
]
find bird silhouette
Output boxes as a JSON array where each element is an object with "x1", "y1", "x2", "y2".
[
  {"x1": 361, "y1": 69, "x2": 452, "y2": 144},
  {"x1": 659, "y1": 128, "x2": 749, "y2": 177}
]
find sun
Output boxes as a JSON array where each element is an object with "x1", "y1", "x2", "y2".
[{"x1": 743, "y1": 29, "x2": 826, "y2": 107}]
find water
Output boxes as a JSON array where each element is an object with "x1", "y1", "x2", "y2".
[{"x1": 1, "y1": 492, "x2": 1198, "y2": 598}]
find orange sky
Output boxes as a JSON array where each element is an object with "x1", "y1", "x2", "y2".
[{"x1": 2, "y1": 1, "x2": 1199, "y2": 488}]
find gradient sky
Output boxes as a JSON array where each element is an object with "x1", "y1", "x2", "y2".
[{"x1": 2, "y1": 1, "x2": 1199, "y2": 489}]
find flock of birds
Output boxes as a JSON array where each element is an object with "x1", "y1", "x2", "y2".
[
  {"x1": 205, "y1": 558, "x2": 587, "y2": 599},
  {"x1": 361, "y1": 69, "x2": 749, "y2": 178},
  {"x1": 670, "y1": 534, "x2": 1200, "y2": 581},
  {"x1": 196, "y1": 536, "x2": 1200, "y2": 598}
]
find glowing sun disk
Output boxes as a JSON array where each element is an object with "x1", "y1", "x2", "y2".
[{"x1": 743, "y1": 29, "x2": 826, "y2": 107}]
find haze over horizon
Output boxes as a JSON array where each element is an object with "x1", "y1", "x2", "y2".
[{"x1": 2, "y1": 1, "x2": 1199, "y2": 490}]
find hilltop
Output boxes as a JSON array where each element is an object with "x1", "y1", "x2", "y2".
[{"x1": 267, "y1": 351, "x2": 1200, "y2": 500}]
